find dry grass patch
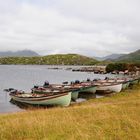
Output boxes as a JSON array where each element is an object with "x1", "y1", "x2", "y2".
[{"x1": 0, "y1": 85, "x2": 140, "y2": 140}]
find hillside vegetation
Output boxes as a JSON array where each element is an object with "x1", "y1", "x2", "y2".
[
  {"x1": 0, "y1": 85, "x2": 140, "y2": 140},
  {"x1": 0, "y1": 54, "x2": 98, "y2": 65},
  {"x1": 116, "y1": 49, "x2": 140, "y2": 63},
  {"x1": 0, "y1": 49, "x2": 139, "y2": 65}
]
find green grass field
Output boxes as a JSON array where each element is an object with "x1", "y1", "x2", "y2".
[{"x1": 0, "y1": 85, "x2": 140, "y2": 140}]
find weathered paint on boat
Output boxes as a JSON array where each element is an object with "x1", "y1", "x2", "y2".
[
  {"x1": 10, "y1": 92, "x2": 71, "y2": 107},
  {"x1": 32, "y1": 90, "x2": 46, "y2": 94}
]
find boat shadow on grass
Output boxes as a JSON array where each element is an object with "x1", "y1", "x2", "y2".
[
  {"x1": 10, "y1": 99, "x2": 58, "y2": 110},
  {"x1": 10, "y1": 95, "x2": 96, "y2": 110},
  {"x1": 9, "y1": 90, "x2": 122, "y2": 110},
  {"x1": 78, "y1": 92, "x2": 96, "y2": 100}
]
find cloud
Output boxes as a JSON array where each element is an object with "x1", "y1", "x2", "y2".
[{"x1": 0, "y1": 0, "x2": 139, "y2": 57}]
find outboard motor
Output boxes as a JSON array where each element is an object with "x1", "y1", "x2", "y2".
[
  {"x1": 75, "y1": 80, "x2": 80, "y2": 84},
  {"x1": 43, "y1": 80, "x2": 49, "y2": 87},
  {"x1": 104, "y1": 77, "x2": 109, "y2": 80},
  {"x1": 34, "y1": 85, "x2": 39, "y2": 89},
  {"x1": 71, "y1": 81, "x2": 74, "y2": 85},
  {"x1": 62, "y1": 81, "x2": 68, "y2": 85},
  {"x1": 10, "y1": 89, "x2": 18, "y2": 94},
  {"x1": 93, "y1": 79, "x2": 98, "y2": 82},
  {"x1": 87, "y1": 78, "x2": 90, "y2": 82}
]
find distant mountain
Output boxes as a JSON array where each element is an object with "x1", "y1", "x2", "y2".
[
  {"x1": 94, "y1": 54, "x2": 124, "y2": 61},
  {"x1": 103, "y1": 54, "x2": 124, "y2": 60},
  {"x1": 0, "y1": 50, "x2": 39, "y2": 57},
  {"x1": 116, "y1": 49, "x2": 140, "y2": 63}
]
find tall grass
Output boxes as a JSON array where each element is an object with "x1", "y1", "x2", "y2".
[{"x1": 0, "y1": 85, "x2": 140, "y2": 140}]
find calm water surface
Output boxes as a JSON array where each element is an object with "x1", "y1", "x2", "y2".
[{"x1": 0, "y1": 65, "x2": 113, "y2": 113}]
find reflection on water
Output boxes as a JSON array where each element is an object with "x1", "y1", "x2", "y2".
[{"x1": 0, "y1": 65, "x2": 114, "y2": 113}]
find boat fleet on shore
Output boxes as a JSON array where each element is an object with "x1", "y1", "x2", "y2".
[{"x1": 5, "y1": 76, "x2": 140, "y2": 107}]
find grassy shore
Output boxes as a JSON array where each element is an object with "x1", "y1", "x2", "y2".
[{"x1": 0, "y1": 85, "x2": 140, "y2": 140}]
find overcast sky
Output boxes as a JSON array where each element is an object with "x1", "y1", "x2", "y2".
[{"x1": 0, "y1": 0, "x2": 140, "y2": 57}]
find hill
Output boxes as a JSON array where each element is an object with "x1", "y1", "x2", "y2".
[
  {"x1": 0, "y1": 50, "x2": 39, "y2": 57},
  {"x1": 0, "y1": 54, "x2": 98, "y2": 65},
  {"x1": 116, "y1": 49, "x2": 140, "y2": 63}
]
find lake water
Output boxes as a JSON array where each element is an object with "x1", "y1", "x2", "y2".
[{"x1": 0, "y1": 65, "x2": 113, "y2": 113}]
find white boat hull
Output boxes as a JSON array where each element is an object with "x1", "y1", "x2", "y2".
[{"x1": 97, "y1": 83, "x2": 122, "y2": 93}]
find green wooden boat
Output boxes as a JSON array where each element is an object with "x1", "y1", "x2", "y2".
[
  {"x1": 78, "y1": 85, "x2": 97, "y2": 99},
  {"x1": 126, "y1": 81, "x2": 130, "y2": 88},
  {"x1": 10, "y1": 90, "x2": 72, "y2": 107},
  {"x1": 71, "y1": 90, "x2": 79, "y2": 101},
  {"x1": 32, "y1": 85, "x2": 80, "y2": 101},
  {"x1": 122, "y1": 82, "x2": 127, "y2": 90},
  {"x1": 80, "y1": 85, "x2": 97, "y2": 94},
  {"x1": 133, "y1": 79, "x2": 139, "y2": 84},
  {"x1": 62, "y1": 85, "x2": 80, "y2": 101},
  {"x1": 130, "y1": 79, "x2": 139, "y2": 85},
  {"x1": 122, "y1": 81, "x2": 129, "y2": 90}
]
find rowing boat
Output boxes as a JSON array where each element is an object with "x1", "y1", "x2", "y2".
[
  {"x1": 9, "y1": 90, "x2": 71, "y2": 107},
  {"x1": 95, "y1": 82, "x2": 122, "y2": 94}
]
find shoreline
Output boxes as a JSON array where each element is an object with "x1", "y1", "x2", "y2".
[
  {"x1": 1, "y1": 84, "x2": 139, "y2": 115},
  {"x1": 1, "y1": 82, "x2": 140, "y2": 115}
]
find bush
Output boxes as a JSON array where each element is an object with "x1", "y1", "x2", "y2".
[{"x1": 106, "y1": 63, "x2": 140, "y2": 73}]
